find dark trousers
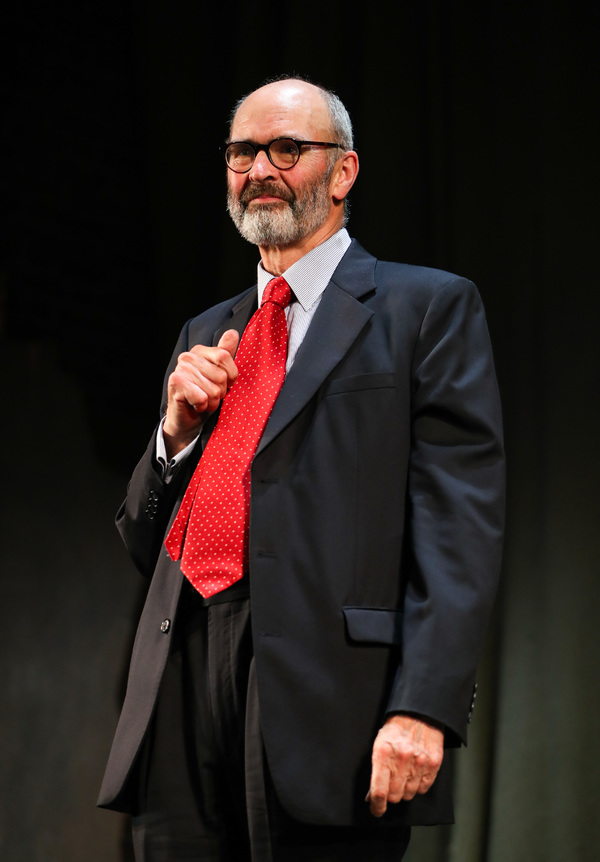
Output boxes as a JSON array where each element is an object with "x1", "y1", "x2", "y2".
[{"x1": 131, "y1": 585, "x2": 410, "y2": 861}]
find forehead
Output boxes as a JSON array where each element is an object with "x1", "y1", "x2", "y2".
[{"x1": 231, "y1": 81, "x2": 331, "y2": 142}]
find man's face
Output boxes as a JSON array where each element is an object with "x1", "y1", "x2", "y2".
[
  {"x1": 226, "y1": 81, "x2": 340, "y2": 249},
  {"x1": 226, "y1": 160, "x2": 335, "y2": 248}
]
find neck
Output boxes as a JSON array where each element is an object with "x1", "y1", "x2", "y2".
[{"x1": 258, "y1": 221, "x2": 342, "y2": 277}]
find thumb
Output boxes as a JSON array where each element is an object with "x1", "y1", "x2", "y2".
[{"x1": 217, "y1": 329, "x2": 240, "y2": 358}]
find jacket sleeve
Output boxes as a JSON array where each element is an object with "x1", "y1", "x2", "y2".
[
  {"x1": 386, "y1": 276, "x2": 505, "y2": 744},
  {"x1": 115, "y1": 319, "x2": 201, "y2": 578}
]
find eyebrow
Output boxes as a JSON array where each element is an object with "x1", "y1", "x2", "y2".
[{"x1": 227, "y1": 136, "x2": 310, "y2": 145}]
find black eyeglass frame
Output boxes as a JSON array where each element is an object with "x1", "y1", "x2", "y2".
[{"x1": 223, "y1": 137, "x2": 344, "y2": 173}]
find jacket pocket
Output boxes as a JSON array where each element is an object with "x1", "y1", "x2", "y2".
[
  {"x1": 325, "y1": 372, "x2": 395, "y2": 396},
  {"x1": 343, "y1": 606, "x2": 403, "y2": 645}
]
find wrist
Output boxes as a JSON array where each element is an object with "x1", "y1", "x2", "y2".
[{"x1": 162, "y1": 416, "x2": 202, "y2": 460}]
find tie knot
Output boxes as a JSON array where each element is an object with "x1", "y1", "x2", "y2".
[{"x1": 262, "y1": 276, "x2": 292, "y2": 310}]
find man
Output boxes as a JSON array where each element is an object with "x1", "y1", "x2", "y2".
[{"x1": 99, "y1": 77, "x2": 505, "y2": 861}]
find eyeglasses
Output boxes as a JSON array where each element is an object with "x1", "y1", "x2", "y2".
[{"x1": 224, "y1": 137, "x2": 344, "y2": 173}]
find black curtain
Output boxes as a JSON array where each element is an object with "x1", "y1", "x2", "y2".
[{"x1": 2, "y1": 2, "x2": 599, "y2": 859}]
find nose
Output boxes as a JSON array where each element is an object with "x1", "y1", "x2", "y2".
[{"x1": 248, "y1": 148, "x2": 276, "y2": 182}]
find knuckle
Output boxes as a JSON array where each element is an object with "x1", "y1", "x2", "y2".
[
  {"x1": 204, "y1": 380, "x2": 221, "y2": 401},
  {"x1": 173, "y1": 356, "x2": 197, "y2": 380},
  {"x1": 215, "y1": 346, "x2": 234, "y2": 367},
  {"x1": 179, "y1": 349, "x2": 200, "y2": 365},
  {"x1": 168, "y1": 369, "x2": 187, "y2": 391},
  {"x1": 429, "y1": 751, "x2": 443, "y2": 771},
  {"x1": 372, "y1": 739, "x2": 387, "y2": 758},
  {"x1": 213, "y1": 366, "x2": 228, "y2": 387},
  {"x1": 393, "y1": 744, "x2": 412, "y2": 763},
  {"x1": 189, "y1": 344, "x2": 208, "y2": 357}
]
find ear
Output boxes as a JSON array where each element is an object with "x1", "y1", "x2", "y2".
[{"x1": 331, "y1": 151, "x2": 359, "y2": 203}]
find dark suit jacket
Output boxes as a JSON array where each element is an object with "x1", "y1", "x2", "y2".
[{"x1": 98, "y1": 240, "x2": 505, "y2": 827}]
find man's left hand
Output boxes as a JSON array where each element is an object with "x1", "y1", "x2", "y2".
[{"x1": 367, "y1": 714, "x2": 444, "y2": 817}]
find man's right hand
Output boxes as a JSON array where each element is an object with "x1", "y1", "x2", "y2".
[{"x1": 162, "y1": 329, "x2": 239, "y2": 459}]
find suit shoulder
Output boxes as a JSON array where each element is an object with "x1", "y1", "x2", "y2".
[
  {"x1": 374, "y1": 259, "x2": 477, "y2": 298},
  {"x1": 341, "y1": 240, "x2": 478, "y2": 305},
  {"x1": 367, "y1": 260, "x2": 483, "y2": 331}
]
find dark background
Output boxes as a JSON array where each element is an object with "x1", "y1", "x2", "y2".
[{"x1": 1, "y1": 1, "x2": 599, "y2": 860}]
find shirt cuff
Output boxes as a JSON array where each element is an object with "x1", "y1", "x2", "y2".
[{"x1": 156, "y1": 416, "x2": 199, "y2": 482}]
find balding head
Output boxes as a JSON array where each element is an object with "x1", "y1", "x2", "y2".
[{"x1": 230, "y1": 77, "x2": 353, "y2": 151}]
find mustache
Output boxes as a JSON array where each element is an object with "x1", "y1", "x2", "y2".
[{"x1": 240, "y1": 182, "x2": 295, "y2": 206}]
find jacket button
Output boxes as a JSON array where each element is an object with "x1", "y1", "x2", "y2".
[{"x1": 160, "y1": 619, "x2": 171, "y2": 633}]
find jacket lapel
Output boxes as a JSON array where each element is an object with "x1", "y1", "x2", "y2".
[
  {"x1": 212, "y1": 288, "x2": 257, "y2": 347},
  {"x1": 255, "y1": 241, "x2": 377, "y2": 456}
]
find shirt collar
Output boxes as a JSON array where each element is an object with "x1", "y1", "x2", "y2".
[{"x1": 257, "y1": 228, "x2": 351, "y2": 311}]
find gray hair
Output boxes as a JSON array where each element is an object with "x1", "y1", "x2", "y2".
[{"x1": 318, "y1": 87, "x2": 353, "y2": 150}]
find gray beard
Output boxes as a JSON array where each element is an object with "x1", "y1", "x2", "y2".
[{"x1": 227, "y1": 176, "x2": 332, "y2": 248}]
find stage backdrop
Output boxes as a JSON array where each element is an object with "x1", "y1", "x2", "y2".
[{"x1": 2, "y1": 2, "x2": 599, "y2": 860}]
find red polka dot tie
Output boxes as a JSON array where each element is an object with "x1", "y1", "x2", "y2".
[{"x1": 164, "y1": 277, "x2": 292, "y2": 598}]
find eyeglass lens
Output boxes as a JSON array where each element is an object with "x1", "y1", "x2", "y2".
[{"x1": 226, "y1": 139, "x2": 300, "y2": 172}]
